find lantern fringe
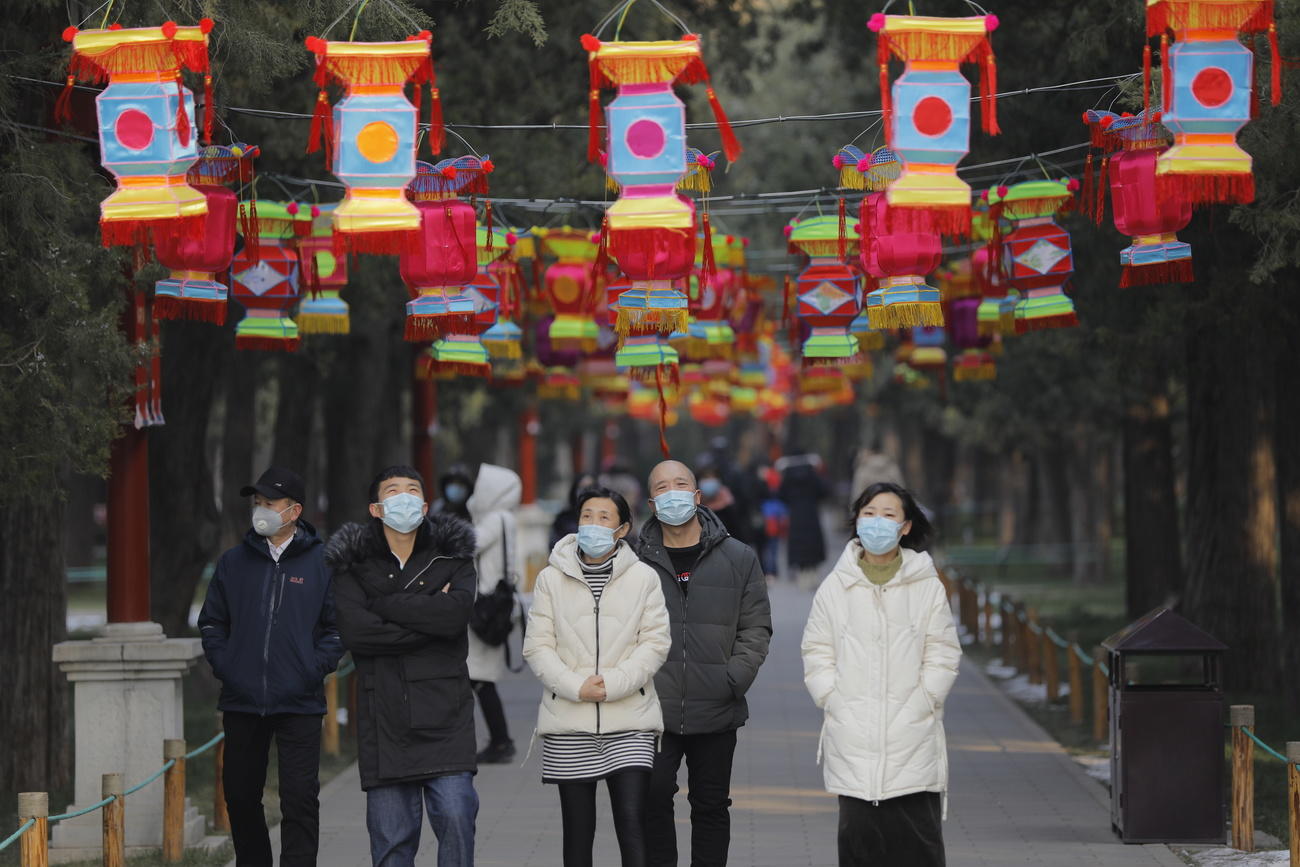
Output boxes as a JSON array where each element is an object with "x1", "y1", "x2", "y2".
[
  {"x1": 615, "y1": 307, "x2": 689, "y2": 337},
  {"x1": 152, "y1": 295, "x2": 226, "y2": 324},
  {"x1": 686, "y1": 338, "x2": 733, "y2": 360},
  {"x1": 551, "y1": 337, "x2": 599, "y2": 354},
  {"x1": 701, "y1": 213, "x2": 717, "y2": 290},
  {"x1": 174, "y1": 77, "x2": 191, "y2": 149},
  {"x1": 335, "y1": 228, "x2": 420, "y2": 256},
  {"x1": 802, "y1": 352, "x2": 862, "y2": 369},
  {"x1": 313, "y1": 53, "x2": 427, "y2": 89},
  {"x1": 202, "y1": 73, "x2": 214, "y2": 145},
  {"x1": 239, "y1": 199, "x2": 260, "y2": 263},
  {"x1": 606, "y1": 173, "x2": 622, "y2": 194},
  {"x1": 236, "y1": 336, "x2": 301, "y2": 352},
  {"x1": 981, "y1": 54, "x2": 999, "y2": 135},
  {"x1": 1146, "y1": 1, "x2": 1274, "y2": 38},
  {"x1": 1015, "y1": 311, "x2": 1079, "y2": 333},
  {"x1": 885, "y1": 205, "x2": 971, "y2": 238},
  {"x1": 839, "y1": 166, "x2": 866, "y2": 190},
  {"x1": 484, "y1": 340, "x2": 523, "y2": 359},
  {"x1": 837, "y1": 197, "x2": 847, "y2": 261},
  {"x1": 878, "y1": 53, "x2": 893, "y2": 143},
  {"x1": 403, "y1": 313, "x2": 477, "y2": 342},
  {"x1": 54, "y1": 74, "x2": 75, "y2": 124},
  {"x1": 1119, "y1": 258, "x2": 1194, "y2": 287},
  {"x1": 306, "y1": 90, "x2": 334, "y2": 164},
  {"x1": 1095, "y1": 156, "x2": 1110, "y2": 222},
  {"x1": 855, "y1": 330, "x2": 886, "y2": 352},
  {"x1": 431, "y1": 360, "x2": 492, "y2": 378},
  {"x1": 656, "y1": 365, "x2": 672, "y2": 458},
  {"x1": 704, "y1": 86, "x2": 742, "y2": 163},
  {"x1": 1080, "y1": 155, "x2": 1099, "y2": 224},
  {"x1": 1143, "y1": 42, "x2": 1152, "y2": 116},
  {"x1": 1161, "y1": 34, "x2": 1172, "y2": 119},
  {"x1": 68, "y1": 41, "x2": 207, "y2": 83},
  {"x1": 977, "y1": 318, "x2": 1001, "y2": 337},
  {"x1": 953, "y1": 362, "x2": 997, "y2": 381},
  {"x1": 101, "y1": 215, "x2": 204, "y2": 248},
  {"x1": 866, "y1": 302, "x2": 945, "y2": 330},
  {"x1": 626, "y1": 363, "x2": 680, "y2": 387},
  {"x1": 678, "y1": 164, "x2": 713, "y2": 193},
  {"x1": 1269, "y1": 23, "x2": 1282, "y2": 105},
  {"x1": 298, "y1": 312, "x2": 350, "y2": 334},
  {"x1": 997, "y1": 196, "x2": 1072, "y2": 222},
  {"x1": 999, "y1": 309, "x2": 1017, "y2": 335},
  {"x1": 1157, "y1": 171, "x2": 1255, "y2": 205}
]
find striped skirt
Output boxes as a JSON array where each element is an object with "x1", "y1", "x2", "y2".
[{"x1": 541, "y1": 731, "x2": 657, "y2": 784}]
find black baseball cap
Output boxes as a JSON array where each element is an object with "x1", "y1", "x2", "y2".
[{"x1": 240, "y1": 466, "x2": 305, "y2": 505}]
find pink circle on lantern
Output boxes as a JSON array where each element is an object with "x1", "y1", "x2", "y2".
[
  {"x1": 115, "y1": 109, "x2": 154, "y2": 150},
  {"x1": 1191, "y1": 67, "x2": 1232, "y2": 107},
  {"x1": 913, "y1": 96, "x2": 953, "y2": 137},
  {"x1": 625, "y1": 119, "x2": 666, "y2": 159}
]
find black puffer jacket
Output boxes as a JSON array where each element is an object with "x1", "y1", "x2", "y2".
[
  {"x1": 326, "y1": 514, "x2": 478, "y2": 790},
  {"x1": 638, "y1": 508, "x2": 772, "y2": 735}
]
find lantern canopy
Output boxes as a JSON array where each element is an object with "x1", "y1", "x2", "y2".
[{"x1": 297, "y1": 203, "x2": 352, "y2": 334}]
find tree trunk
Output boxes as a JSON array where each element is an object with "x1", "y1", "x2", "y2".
[
  {"x1": 220, "y1": 350, "x2": 260, "y2": 551},
  {"x1": 149, "y1": 321, "x2": 224, "y2": 636},
  {"x1": 998, "y1": 449, "x2": 1028, "y2": 548},
  {"x1": 1122, "y1": 387, "x2": 1183, "y2": 617},
  {"x1": 1276, "y1": 277, "x2": 1300, "y2": 716},
  {"x1": 324, "y1": 336, "x2": 389, "y2": 530},
  {"x1": 1066, "y1": 431, "x2": 1095, "y2": 586},
  {"x1": 63, "y1": 474, "x2": 103, "y2": 568},
  {"x1": 271, "y1": 351, "x2": 319, "y2": 491},
  {"x1": 0, "y1": 492, "x2": 71, "y2": 812}
]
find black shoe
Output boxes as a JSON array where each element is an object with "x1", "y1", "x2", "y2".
[{"x1": 477, "y1": 740, "x2": 516, "y2": 764}]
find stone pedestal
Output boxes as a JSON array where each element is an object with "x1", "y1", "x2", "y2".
[{"x1": 50, "y1": 622, "x2": 209, "y2": 861}]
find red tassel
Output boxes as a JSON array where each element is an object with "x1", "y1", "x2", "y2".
[
  {"x1": 879, "y1": 52, "x2": 893, "y2": 143},
  {"x1": 484, "y1": 201, "x2": 495, "y2": 255},
  {"x1": 153, "y1": 295, "x2": 227, "y2": 324},
  {"x1": 175, "y1": 76, "x2": 191, "y2": 147},
  {"x1": 704, "y1": 86, "x2": 742, "y2": 163},
  {"x1": 202, "y1": 74, "x2": 214, "y2": 145},
  {"x1": 782, "y1": 274, "x2": 793, "y2": 325},
  {"x1": 1119, "y1": 257, "x2": 1194, "y2": 288},
  {"x1": 54, "y1": 74, "x2": 75, "y2": 125},
  {"x1": 701, "y1": 213, "x2": 717, "y2": 292},
  {"x1": 1143, "y1": 43, "x2": 1152, "y2": 116},
  {"x1": 655, "y1": 365, "x2": 671, "y2": 458},
  {"x1": 426, "y1": 81, "x2": 444, "y2": 155},
  {"x1": 307, "y1": 91, "x2": 333, "y2": 164},
  {"x1": 1081, "y1": 154, "x2": 1096, "y2": 224},
  {"x1": 1161, "y1": 35, "x2": 1171, "y2": 116},
  {"x1": 591, "y1": 216, "x2": 611, "y2": 288},
  {"x1": 981, "y1": 54, "x2": 999, "y2": 135},
  {"x1": 236, "y1": 336, "x2": 302, "y2": 353},
  {"x1": 1270, "y1": 23, "x2": 1282, "y2": 106},
  {"x1": 837, "y1": 198, "x2": 847, "y2": 261},
  {"x1": 588, "y1": 87, "x2": 603, "y2": 164}
]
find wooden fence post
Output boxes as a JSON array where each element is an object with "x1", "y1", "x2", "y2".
[
  {"x1": 1287, "y1": 742, "x2": 1300, "y2": 867},
  {"x1": 1092, "y1": 646, "x2": 1108, "y2": 743},
  {"x1": 17, "y1": 792, "x2": 48, "y2": 867},
  {"x1": 1001, "y1": 601, "x2": 1013, "y2": 665},
  {"x1": 1228, "y1": 706, "x2": 1254, "y2": 851},
  {"x1": 1025, "y1": 611, "x2": 1041, "y2": 685},
  {"x1": 1067, "y1": 640, "x2": 1084, "y2": 724},
  {"x1": 1043, "y1": 632, "x2": 1060, "y2": 702},
  {"x1": 982, "y1": 595, "x2": 994, "y2": 648},
  {"x1": 103, "y1": 773, "x2": 124, "y2": 867},
  {"x1": 163, "y1": 739, "x2": 186, "y2": 863},
  {"x1": 214, "y1": 721, "x2": 230, "y2": 832},
  {"x1": 324, "y1": 673, "x2": 340, "y2": 756}
]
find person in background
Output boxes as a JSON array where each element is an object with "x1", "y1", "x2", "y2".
[
  {"x1": 697, "y1": 465, "x2": 750, "y2": 546},
  {"x1": 637, "y1": 460, "x2": 772, "y2": 867},
  {"x1": 328, "y1": 466, "x2": 479, "y2": 867},
  {"x1": 550, "y1": 473, "x2": 599, "y2": 547},
  {"x1": 524, "y1": 487, "x2": 671, "y2": 867},
  {"x1": 778, "y1": 451, "x2": 829, "y2": 589},
  {"x1": 757, "y1": 466, "x2": 789, "y2": 582},
  {"x1": 200, "y1": 466, "x2": 343, "y2": 867},
  {"x1": 466, "y1": 463, "x2": 522, "y2": 764},
  {"x1": 432, "y1": 465, "x2": 474, "y2": 522},
  {"x1": 801, "y1": 482, "x2": 960, "y2": 867}
]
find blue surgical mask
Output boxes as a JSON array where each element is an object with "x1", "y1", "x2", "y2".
[
  {"x1": 654, "y1": 490, "x2": 698, "y2": 526},
  {"x1": 381, "y1": 492, "x2": 425, "y2": 534},
  {"x1": 856, "y1": 516, "x2": 904, "y2": 556},
  {"x1": 576, "y1": 524, "x2": 618, "y2": 559},
  {"x1": 444, "y1": 483, "x2": 469, "y2": 504},
  {"x1": 699, "y1": 479, "x2": 722, "y2": 499}
]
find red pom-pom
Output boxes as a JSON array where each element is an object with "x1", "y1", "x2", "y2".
[
  {"x1": 725, "y1": 235, "x2": 735, "y2": 244},
  {"x1": 598, "y1": 151, "x2": 608, "y2": 167},
  {"x1": 783, "y1": 225, "x2": 793, "y2": 237},
  {"x1": 1100, "y1": 115, "x2": 1115, "y2": 128},
  {"x1": 856, "y1": 157, "x2": 871, "y2": 173},
  {"x1": 108, "y1": 22, "x2": 122, "y2": 30},
  {"x1": 506, "y1": 232, "x2": 519, "y2": 244},
  {"x1": 62, "y1": 26, "x2": 78, "y2": 41},
  {"x1": 440, "y1": 166, "x2": 457, "y2": 179},
  {"x1": 1080, "y1": 111, "x2": 1091, "y2": 123},
  {"x1": 481, "y1": 159, "x2": 495, "y2": 173},
  {"x1": 1066, "y1": 178, "x2": 1081, "y2": 192},
  {"x1": 985, "y1": 14, "x2": 1000, "y2": 32},
  {"x1": 980, "y1": 189, "x2": 990, "y2": 201},
  {"x1": 700, "y1": 156, "x2": 715, "y2": 169},
  {"x1": 682, "y1": 34, "x2": 699, "y2": 41},
  {"x1": 1120, "y1": 111, "x2": 1133, "y2": 118},
  {"x1": 742, "y1": 238, "x2": 750, "y2": 247},
  {"x1": 868, "y1": 13, "x2": 887, "y2": 32},
  {"x1": 580, "y1": 33, "x2": 601, "y2": 52},
  {"x1": 161, "y1": 21, "x2": 178, "y2": 38},
  {"x1": 592, "y1": 232, "x2": 602, "y2": 244},
  {"x1": 832, "y1": 154, "x2": 844, "y2": 169},
  {"x1": 305, "y1": 36, "x2": 325, "y2": 54},
  {"x1": 996, "y1": 185, "x2": 1009, "y2": 197},
  {"x1": 417, "y1": 30, "x2": 432, "y2": 42},
  {"x1": 199, "y1": 18, "x2": 214, "y2": 34},
  {"x1": 310, "y1": 205, "x2": 321, "y2": 218},
  {"x1": 286, "y1": 202, "x2": 300, "y2": 215}
]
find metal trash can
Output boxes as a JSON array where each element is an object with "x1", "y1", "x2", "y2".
[{"x1": 1103, "y1": 607, "x2": 1226, "y2": 843}]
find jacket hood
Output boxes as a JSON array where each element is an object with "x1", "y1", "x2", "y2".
[
  {"x1": 548, "y1": 534, "x2": 641, "y2": 580},
  {"x1": 638, "y1": 505, "x2": 729, "y2": 552},
  {"x1": 832, "y1": 540, "x2": 936, "y2": 588},
  {"x1": 241, "y1": 517, "x2": 322, "y2": 560},
  {"x1": 467, "y1": 463, "x2": 521, "y2": 520},
  {"x1": 325, "y1": 512, "x2": 476, "y2": 568}
]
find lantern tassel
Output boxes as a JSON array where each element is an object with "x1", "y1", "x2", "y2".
[
  {"x1": 704, "y1": 86, "x2": 742, "y2": 163},
  {"x1": 701, "y1": 212, "x2": 717, "y2": 292},
  {"x1": 427, "y1": 85, "x2": 444, "y2": 155},
  {"x1": 236, "y1": 336, "x2": 302, "y2": 353},
  {"x1": 837, "y1": 197, "x2": 847, "y2": 261},
  {"x1": 175, "y1": 76, "x2": 191, "y2": 148},
  {"x1": 485, "y1": 201, "x2": 494, "y2": 254},
  {"x1": 591, "y1": 216, "x2": 611, "y2": 286},
  {"x1": 1081, "y1": 154, "x2": 1098, "y2": 224},
  {"x1": 1096, "y1": 156, "x2": 1109, "y2": 223},
  {"x1": 981, "y1": 54, "x2": 999, "y2": 135},
  {"x1": 1161, "y1": 35, "x2": 1171, "y2": 117},
  {"x1": 878, "y1": 53, "x2": 893, "y2": 143},
  {"x1": 202, "y1": 74, "x2": 214, "y2": 146},
  {"x1": 1143, "y1": 43, "x2": 1152, "y2": 116},
  {"x1": 655, "y1": 365, "x2": 671, "y2": 458},
  {"x1": 1270, "y1": 23, "x2": 1282, "y2": 106},
  {"x1": 1120, "y1": 258, "x2": 1194, "y2": 288},
  {"x1": 307, "y1": 90, "x2": 334, "y2": 165},
  {"x1": 54, "y1": 74, "x2": 75, "y2": 125},
  {"x1": 782, "y1": 274, "x2": 793, "y2": 326}
]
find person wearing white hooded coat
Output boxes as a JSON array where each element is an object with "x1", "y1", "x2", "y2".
[
  {"x1": 801, "y1": 482, "x2": 961, "y2": 867},
  {"x1": 466, "y1": 463, "x2": 522, "y2": 763}
]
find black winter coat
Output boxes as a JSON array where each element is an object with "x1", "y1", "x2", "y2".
[
  {"x1": 198, "y1": 520, "x2": 344, "y2": 716},
  {"x1": 780, "y1": 462, "x2": 829, "y2": 568},
  {"x1": 326, "y1": 514, "x2": 479, "y2": 790},
  {"x1": 637, "y1": 508, "x2": 773, "y2": 735}
]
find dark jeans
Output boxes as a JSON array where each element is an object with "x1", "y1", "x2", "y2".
[
  {"x1": 557, "y1": 770, "x2": 650, "y2": 867},
  {"x1": 838, "y1": 792, "x2": 945, "y2": 867},
  {"x1": 365, "y1": 773, "x2": 478, "y2": 867},
  {"x1": 646, "y1": 729, "x2": 738, "y2": 867},
  {"x1": 471, "y1": 680, "x2": 511, "y2": 745},
  {"x1": 222, "y1": 711, "x2": 323, "y2": 867}
]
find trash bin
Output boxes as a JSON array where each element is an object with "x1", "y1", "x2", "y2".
[{"x1": 1103, "y1": 607, "x2": 1227, "y2": 843}]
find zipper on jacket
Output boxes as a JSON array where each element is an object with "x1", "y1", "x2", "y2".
[
  {"x1": 676, "y1": 549, "x2": 704, "y2": 735},
  {"x1": 875, "y1": 583, "x2": 888, "y2": 800},
  {"x1": 593, "y1": 590, "x2": 602, "y2": 735},
  {"x1": 260, "y1": 560, "x2": 282, "y2": 714}
]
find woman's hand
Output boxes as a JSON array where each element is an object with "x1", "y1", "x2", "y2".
[{"x1": 578, "y1": 675, "x2": 607, "y2": 702}]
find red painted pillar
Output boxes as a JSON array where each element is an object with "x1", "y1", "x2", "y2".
[
  {"x1": 601, "y1": 420, "x2": 618, "y2": 471},
  {"x1": 519, "y1": 407, "x2": 538, "y2": 505},
  {"x1": 412, "y1": 367, "x2": 437, "y2": 491},
  {"x1": 570, "y1": 432, "x2": 585, "y2": 477},
  {"x1": 107, "y1": 287, "x2": 152, "y2": 624}
]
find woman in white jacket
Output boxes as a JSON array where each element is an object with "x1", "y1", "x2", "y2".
[
  {"x1": 523, "y1": 487, "x2": 671, "y2": 867},
  {"x1": 801, "y1": 482, "x2": 962, "y2": 867}
]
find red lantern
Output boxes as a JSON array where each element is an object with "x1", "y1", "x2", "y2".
[
  {"x1": 153, "y1": 185, "x2": 237, "y2": 323},
  {"x1": 1109, "y1": 149, "x2": 1194, "y2": 287},
  {"x1": 399, "y1": 199, "x2": 478, "y2": 341},
  {"x1": 860, "y1": 192, "x2": 943, "y2": 328}
]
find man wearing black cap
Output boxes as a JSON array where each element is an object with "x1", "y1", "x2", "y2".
[{"x1": 199, "y1": 467, "x2": 343, "y2": 867}]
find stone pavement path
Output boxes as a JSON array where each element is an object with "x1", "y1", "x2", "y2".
[{"x1": 255, "y1": 582, "x2": 1185, "y2": 866}]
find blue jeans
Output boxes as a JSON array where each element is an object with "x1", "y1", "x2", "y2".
[{"x1": 365, "y1": 773, "x2": 478, "y2": 867}]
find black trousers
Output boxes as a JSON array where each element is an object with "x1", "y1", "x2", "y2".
[
  {"x1": 646, "y1": 729, "x2": 738, "y2": 867},
  {"x1": 470, "y1": 680, "x2": 511, "y2": 745},
  {"x1": 838, "y1": 792, "x2": 945, "y2": 867},
  {"x1": 222, "y1": 711, "x2": 323, "y2": 867},
  {"x1": 557, "y1": 770, "x2": 650, "y2": 867}
]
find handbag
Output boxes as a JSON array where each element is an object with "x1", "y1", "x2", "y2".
[{"x1": 470, "y1": 518, "x2": 527, "y2": 674}]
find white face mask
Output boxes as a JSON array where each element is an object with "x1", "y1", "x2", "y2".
[
  {"x1": 380, "y1": 492, "x2": 425, "y2": 534},
  {"x1": 252, "y1": 504, "x2": 294, "y2": 537}
]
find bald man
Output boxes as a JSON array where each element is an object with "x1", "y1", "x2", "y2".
[{"x1": 638, "y1": 460, "x2": 772, "y2": 867}]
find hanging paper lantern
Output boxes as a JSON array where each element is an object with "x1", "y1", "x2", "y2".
[
  {"x1": 304, "y1": 32, "x2": 437, "y2": 253},
  {"x1": 684, "y1": 226, "x2": 738, "y2": 358},
  {"x1": 789, "y1": 215, "x2": 862, "y2": 361},
  {"x1": 860, "y1": 191, "x2": 943, "y2": 328},
  {"x1": 909, "y1": 326, "x2": 948, "y2": 371},
  {"x1": 60, "y1": 20, "x2": 215, "y2": 248},
  {"x1": 230, "y1": 201, "x2": 310, "y2": 351},
  {"x1": 536, "y1": 227, "x2": 602, "y2": 352},
  {"x1": 1146, "y1": 0, "x2": 1278, "y2": 205},
  {"x1": 582, "y1": 32, "x2": 740, "y2": 335},
  {"x1": 869, "y1": 11, "x2": 999, "y2": 236},
  {"x1": 949, "y1": 294, "x2": 996, "y2": 381},
  {"x1": 427, "y1": 224, "x2": 508, "y2": 378},
  {"x1": 154, "y1": 143, "x2": 255, "y2": 323},
  {"x1": 990, "y1": 180, "x2": 1079, "y2": 332},
  {"x1": 297, "y1": 203, "x2": 352, "y2": 334},
  {"x1": 475, "y1": 227, "x2": 522, "y2": 360}
]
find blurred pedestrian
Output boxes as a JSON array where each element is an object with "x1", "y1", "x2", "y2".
[
  {"x1": 524, "y1": 487, "x2": 671, "y2": 867},
  {"x1": 757, "y1": 466, "x2": 788, "y2": 581},
  {"x1": 550, "y1": 473, "x2": 599, "y2": 547},
  {"x1": 801, "y1": 482, "x2": 960, "y2": 867},
  {"x1": 697, "y1": 465, "x2": 750, "y2": 545},
  {"x1": 778, "y1": 452, "x2": 829, "y2": 589},
  {"x1": 432, "y1": 465, "x2": 474, "y2": 522}
]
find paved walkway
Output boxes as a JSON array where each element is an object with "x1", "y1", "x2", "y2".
[{"x1": 253, "y1": 582, "x2": 1185, "y2": 866}]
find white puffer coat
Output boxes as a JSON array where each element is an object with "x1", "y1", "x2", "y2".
[
  {"x1": 801, "y1": 543, "x2": 962, "y2": 807},
  {"x1": 466, "y1": 464, "x2": 521, "y2": 683},
  {"x1": 523, "y1": 536, "x2": 671, "y2": 736}
]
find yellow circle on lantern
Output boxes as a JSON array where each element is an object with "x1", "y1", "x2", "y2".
[
  {"x1": 551, "y1": 276, "x2": 581, "y2": 304},
  {"x1": 356, "y1": 121, "x2": 399, "y2": 164},
  {"x1": 316, "y1": 250, "x2": 337, "y2": 279}
]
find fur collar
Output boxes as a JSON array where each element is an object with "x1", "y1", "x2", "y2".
[{"x1": 325, "y1": 512, "x2": 476, "y2": 567}]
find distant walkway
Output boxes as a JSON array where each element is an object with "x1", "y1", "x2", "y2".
[{"x1": 247, "y1": 582, "x2": 1183, "y2": 866}]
